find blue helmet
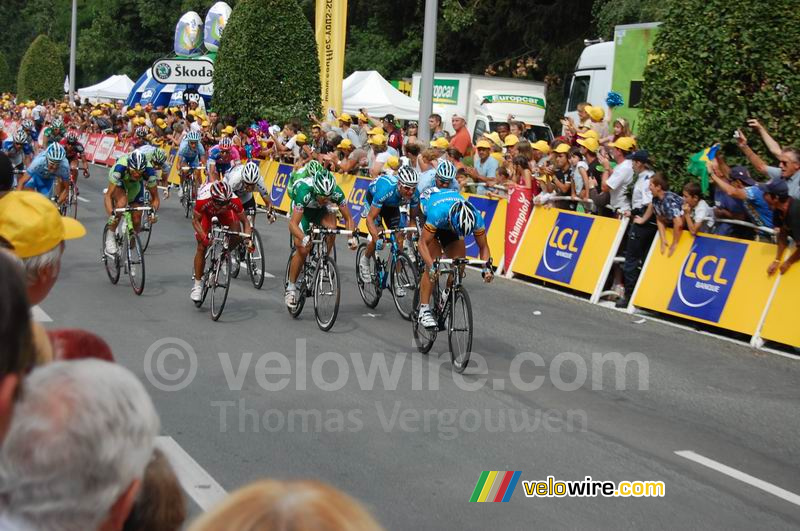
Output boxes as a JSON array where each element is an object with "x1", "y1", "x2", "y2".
[
  {"x1": 448, "y1": 200, "x2": 477, "y2": 236},
  {"x1": 45, "y1": 142, "x2": 66, "y2": 163},
  {"x1": 435, "y1": 160, "x2": 457, "y2": 183}
]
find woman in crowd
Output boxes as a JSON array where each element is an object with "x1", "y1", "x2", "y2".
[{"x1": 403, "y1": 121, "x2": 419, "y2": 151}]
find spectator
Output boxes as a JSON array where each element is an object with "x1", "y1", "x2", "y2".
[
  {"x1": 333, "y1": 113, "x2": 361, "y2": 148},
  {"x1": 548, "y1": 143, "x2": 573, "y2": 208},
  {"x1": 404, "y1": 142, "x2": 422, "y2": 173},
  {"x1": 509, "y1": 120, "x2": 525, "y2": 138},
  {"x1": 511, "y1": 155, "x2": 536, "y2": 193},
  {"x1": 328, "y1": 139, "x2": 366, "y2": 175},
  {"x1": 487, "y1": 166, "x2": 512, "y2": 199},
  {"x1": 0, "y1": 360, "x2": 160, "y2": 531},
  {"x1": 466, "y1": 139, "x2": 499, "y2": 194},
  {"x1": 123, "y1": 449, "x2": 186, "y2": 531},
  {"x1": 0, "y1": 191, "x2": 86, "y2": 305},
  {"x1": 494, "y1": 122, "x2": 510, "y2": 143},
  {"x1": 208, "y1": 111, "x2": 223, "y2": 138},
  {"x1": 707, "y1": 156, "x2": 751, "y2": 238},
  {"x1": 381, "y1": 114, "x2": 403, "y2": 154},
  {"x1": 600, "y1": 117, "x2": 631, "y2": 146},
  {"x1": 585, "y1": 105, "x2": 609, "y2": 138},
  {"x1": 0, "y1": 152, "x2": 13, "y2": 195},
  {"x1": 576, "y1": 136, "x2": 601, "y2": 197},
  {"x1": 681, "y1": 181, "x2": 715, "y2": 235},
  {"x1": 598, "y1": 137, "x2": 636, "y2": 216},
  {"x1": 428, "y1": 137, "x2": 450, "y2": 165},
  {"x1": 355, "y1": 112, "x2": 370, "y2": 146},
  {"x1": 418, "y1": 147, "x2": 440, "y2": 175},
  {"x1": 368, "y1": 134, "x2": 390, "y2": 178},
  {"x1": 503, "y1": 134, "x2": 520, "y2": 158},
  {"x1": 742, "y1": 120, "x2": 800, "y2": 199},
  {"x1": 188, "y1": 479, "x2": 384, "y2": 531},
  {"x1": 645, "y1": 172, "x2": 684, "y2": 257},
  {"x1": 764, "y1": 179, "x2": 799, "y2": 275},
  {"x1": 568, "y1": 146, "x2": 589, "y2": 203},
  {"x1": 428, "y1": 113, "x2": 445, "y2": 139},
  {"x1": 710, "y1": 165, "x2": 773, "y2": 229},
  {"x1": 404, "y1": 120, "x2": 419, "y2": 150},
  {"x1": 530, "y1": 140, "x2": 551, "y2": 172},
  {"x1": 310, "y1": 124, "x2": 327, "y2": 155},
  {"x1": 449, "y1": 113, "x2": 473, "y2": 157}
]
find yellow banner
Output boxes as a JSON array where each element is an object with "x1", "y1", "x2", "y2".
[
  {"x1": 315, "y1": 0, "x2": 347, "y2": 117},
  {"x1": 464, "y1": 193, "x2": 506, "y2": 265},
  {"x1": 510, "y1": 207, "x2": 626, "y2": 295},
  {"x1": 758, "y1": 265, "x2": 800, "y2": 347},
  {"x1": 632, "y1": 231, "x2": 779, "y2": 336}
]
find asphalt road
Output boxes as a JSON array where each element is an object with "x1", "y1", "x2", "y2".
[{"x1": 38, "y1": 166, "x2": 800, "y2": 529}]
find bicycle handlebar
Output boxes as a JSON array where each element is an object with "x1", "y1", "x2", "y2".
[
  {"x1": 378, "y1": 227, "x2": 419, "y2": 237},
  {"x1": 312, "y1": 228, "x2": 354, "y2": 236},
  {"x1": 437, "y1": 257, "x2": 491, "y2": 267},
  {"x1": 114, "y1": 206, "x2": 153, "y2": 213}
]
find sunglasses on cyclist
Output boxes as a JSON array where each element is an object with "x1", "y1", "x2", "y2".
[
  {"x1": 212, "y1": 199, "x2": 227, "y2": 206},
  {"x1": 399, "y1": 184, "x2": 415, "y2": 193}
]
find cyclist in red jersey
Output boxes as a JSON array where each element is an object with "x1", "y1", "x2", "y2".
[
  {"x1": 190, "y1": 180, "x2": 252, "y2": 301},
  {"x1": 59, "y1": 131, "x2": 90, "y2": 182}
]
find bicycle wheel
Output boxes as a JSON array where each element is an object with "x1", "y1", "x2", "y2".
[
  {"x1": 247, "y1": 229, "x2": 266, "y2": 289},
  {"x1": 127, "y1": 233, "x2": 146, "y2": 296},
  {"x1": 448, "y1": 287, "x2": 473, "y2": 373},
  {"x1": 411, "y1": 286, "x2": 437, "y2": 354},
  {"x1": 182, "y1": 181, "x2": 191, "y2": 218},
  {"x1": 69, "y1": 185, "x2": 78, "y2": 219},
  {"x1": 102, "y1": 225, "x2": 120, "y2": 284},
  {"x1": 390, "y1": 252, "x2": 418, "y2": 321},
  {"x1": 139, "y1": 214, "x2": 152, "y2": 253},
  {"x1": 210, "y1": 252, "x2": 231, "y2": 321},
  {"x1": 230, "y1": 245, "x2": 242, "y2": 278},
  {"x1": 196, "y1": 247, "x2": 214, "y2": 308},
  {"x1": 355, "y1": 243, "x2": 381, "y2": 308},
  {"x1": 314, "y1": 257, "x2": 341, "y2": 331},
  {"x1": 284, "y1": 250, "x2": 306, "y2": 318}
]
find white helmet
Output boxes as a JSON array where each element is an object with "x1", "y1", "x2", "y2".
[
  {"x1": 448, "y1": 200, "x2": 477, "y2": 236},
  {"x1": 396, "y1": 165, "x2": 419, "y2": 187},
  {"x1": 242, "y1": 161, "x2": 261, "y2": 184}
]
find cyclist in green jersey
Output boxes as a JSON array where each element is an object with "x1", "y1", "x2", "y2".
[{"x1": 104, "y1": 151, "x2": 160, "y2": 254}]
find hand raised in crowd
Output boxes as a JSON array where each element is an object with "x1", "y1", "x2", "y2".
[
  {"x1": 735, "y1": 128, "x2": 747, "y2": 147},
  {"x1": 747, "y1": 118, "x2": 764, "y2": 131}
]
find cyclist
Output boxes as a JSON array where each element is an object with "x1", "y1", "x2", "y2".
[
  {"x1": 416, "y1": 189, "x2": 493, "y2": 329},
  {"x1": 104, "y1": 151, "x2": 160, "y2": 255},
  {"x1": 137, "y1": 145, "x2": 172, "y2": 194},
  {"x1": 190, "y1": 180, "x2": 252, "y2": 302},
  {"x1": 60, "y1": 130, "x2": 90, "y2": 181},
  {"x1": 177, "y1": 131, "x2": 207, "y2": 199},
  {"x1": 130, "y1": 126, "x2": 150, "y2": 149},
  {"x1": 207, "y1": 136, "x2": 240, "y2": 182},
  {"x1": 16, "y1": 143, "x2": 70, "y2": 205},
  {"x1": 419, "y1": 159, "x2": 460, "y2": 196},
  {"x1": 224, "y1": 160, "x2": 275, "y2": 217},
  {"x1": 359, "y1": 165, "x2": 421, "y2": 292},
  {"x1": 43, "y1": 118, "x2": 66, "y2": 146},
  {"x1": 3, "y1": 129, "x2": 34, "y2": 173},
  {"x1": 285, "y1": 170, "x2": 359, "y2": 309}
]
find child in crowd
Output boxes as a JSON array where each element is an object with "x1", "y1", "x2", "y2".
[
  {"x1": 636, "y1": 172, "x2": 684, "y2": 257},
  {"x1": 569, "y1": 146, "x2": 590, "y2": 207},
  {"x1": 682, "y1": 181, "x2": 715, "y2": 235}
]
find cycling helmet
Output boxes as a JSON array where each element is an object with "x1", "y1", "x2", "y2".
[
  {"x1": 46, "y1": 142, "x2": 66, "y2": 163},
  {"x1": 52, "y1": 118, "x2": 64, "y2": 130},
  {"x1": 313, "y1": 170, "x2": 336, "y2": 197},
  {"x1": 127, "y1": 151, "x2": 147, "y2": 172},
  {"x1": 305, "y1": 159, "x2": 323, "y2": 179},
  {"x1": 242, "y1": 161, "x2": 261, "y2": 184},
  {"x1": 435, "y1": 160, "x2": 457, "y2": 183},
  {"x1": 21, "y1": 119, "x2": 33, "y2": 131},
  {"x1": 396, "y1": 165, "x2": 419, "y2": 187},
  {"x1": 186, "y1": 131, "x2": 201, "y2": 142},
  {"x1": 151, "y1": 148, "x2": 167, "y2": 165},
  {"x1": 13, "y1": 129, "x2": 27, "y2": 144},
  {"x1": 135, "y1": 126, "x2": 149, "y2": 138},
  {"x1": 219, "y1": 136, "x2": 233, "y2": 150},
  {"x1": 209, "y1": 180, "x2": 233, "y2": 202},
  {"x1": 66, "y1": 131, "x2": 78, "y2": 143},
  {"x1": 448, "y1": 200, "x2": 477, "y2": 236}
]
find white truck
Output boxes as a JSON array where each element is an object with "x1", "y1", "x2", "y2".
[{"x1": 411, "y1": 72, "x2": 553, "y2": 143}]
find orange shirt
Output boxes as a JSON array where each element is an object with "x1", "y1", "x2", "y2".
[{"x1": 450, "y1": 127, "x2": 473, "y2": 157}]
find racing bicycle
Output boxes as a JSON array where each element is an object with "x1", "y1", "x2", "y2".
[
  {"x1": 179, "y1": 165, "x2": 202, "y2": 218},
  {"x1": 101, "y1": 206, "x2": 152, "y2": 295},
  {"x1": 231, "y1": 206, "x2": 274, "y2": 289},
  {"x1": 138, "y1": 187, "x2": 158, "y2": 252}
]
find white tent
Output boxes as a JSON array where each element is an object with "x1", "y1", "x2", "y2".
[
  {"x1": 342, "y1": 71, "x2": 420, "y2": 121},
  {"x1": 78, "y1": 75, "x2": 135, "y2": 102}
]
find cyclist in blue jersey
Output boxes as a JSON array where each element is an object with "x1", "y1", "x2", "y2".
[
  {"x1": 207, "y1": 136, "x2": 240, "y2": 182},
  {"x1": 3, "y1": 129, "x2": 34, "y2": 172},
  {"x1": 418, "y1": 159, "x2": 460, "y2": 196},
  {"x1": 20, "y1": 120, "x2": 38, "y2": 155},
  {"x1": 177, "y1": 131, "x2": 207, "y2": 200},
  {"x1": 130, "y1": 126, "x2": 150, "y2": 150},
  {"x1": 359, "y1": 165, "x2": 421, "y2": 284},
  {"x1": 16, "y1": 143, "x2": 70, "y2": 205},
  {"x1": 417, "y1": 188, "x2": 493, "y2": 328}
]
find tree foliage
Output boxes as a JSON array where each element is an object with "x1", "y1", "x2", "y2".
[
  {"x1": 592, "y1": 0, "x2": 666, "y2": 40},
  {"x1": 0, "y1": 54, "x2": 12, "y2": 93},
  {"x1": 213, "y1": 0, "x2": 320, "y2": 125},
  {"x1": 17, "y1": 35, "x2": 65, "y2": 101},
  {"x1": 639, "y1": 0, "x2": 800, "y2": 188}
]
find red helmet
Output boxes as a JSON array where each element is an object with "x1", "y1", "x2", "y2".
[{"x1": 209, "y1": 181, "x2": 233, "y2": 203}]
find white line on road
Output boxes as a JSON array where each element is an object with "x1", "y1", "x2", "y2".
[
  {"x1": 31, "y1": 305, "x2": 52, "y2": 322},
  {"x1": 77, "y1": 196, "x2": 90, "y2": 203},
  {"x1": 675, "y1": 450, "x2": 800, "y2": 507},
  {"x1": 156, "y1": 436, "x2": 227, "y2": 511}
]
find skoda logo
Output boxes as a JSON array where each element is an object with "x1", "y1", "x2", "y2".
[{"x1": 155, "y1": 63, "x2": 171, "y2": 82}]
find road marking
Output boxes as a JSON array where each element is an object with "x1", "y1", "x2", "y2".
[
  {"x1": 31, "y1": 305, "x2": 52, "y2": 322},
  {"x1": 675, "y1": 450, "x2": 800, "y2": 507},
  {"x1": 77, "y1": 196, "x2": 90, "y2": 203},
  {"x1": 362, "y1": 313, "x2": 382, "y2": 318},
  {"x1": 156, "y1": 436, "x2": 227, "y2": 511}
]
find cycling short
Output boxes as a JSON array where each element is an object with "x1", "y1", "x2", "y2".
[
  {"x1": 197, "y1": 210, "x2": 239, "y2": 244},
  {"x1": 364, "y1": 190, "x2": 402, "y2": 229},
  {"x1": 241, "y1": 196, "x2": 256, "y2": 211},
  {"x1": 435, "y1": 229, "x2": 461, "y2": 249},
  {"x1": 298, "y1": 206, "x2": 334, "y2": 235}
]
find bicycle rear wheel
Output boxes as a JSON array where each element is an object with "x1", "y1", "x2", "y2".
[
  {"x1": 182, "y1": 181, "x2": 192, "y2": 218},
  {"x1": 69, "y1": 184, "x2": 78, "y2": 219},
  {"x1": 411, "y1": 286, "x2": 437, "y2": 354},
  {"x1": 247, "y1": 229, "x2": 266, "y2": 289},
  {"x1": 314, "y1": 257, "x2": 341, "y2": 331},
  {"x1": 210, "y1": 252, "x2": 231, "y2": 321},
  {"x1": 391, "y1": 252, "x2": 418, "y2": 321},
  {"x1": 127, "y1": 234, "x2": 146, "y2": 295},
  {"x1": 448, "y1": 287, "x2": 473, "y2": 373},
  {"x1": 355, "y1": 243, "x2": 381, "y2": 308},
  {"x1": 102, "y1": 225, "x2": 120, "y2": 284},
  {"x1": 284, "y1": 250, "x2": 306, "y2": 318}
]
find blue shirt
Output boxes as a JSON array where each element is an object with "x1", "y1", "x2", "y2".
[
  {"x1": 23, "y1": 152, "x2": 70, "y2": 195},
  {"x1": 474, "y1": 155, "x2": 499, "y2": 195},
  {"x1": 421, "y1": 188, "x2": 486, "y2": 236},
  {"x1": 652, "y1": 191, "x2": 684, "y2": 222},
  {"x1": 713, "y1": 188, "x2": 747, "y2": 237},
  {"x1": 178, "y1": 138, "x2": 206, "y2": 164},
  {"x1": 744, "y1": 186, "x2": 773, "y2": 228},
  {"x1": 418, "y1": 169, "x2": 459, "y2": 196},
  {"x1": 2, "y1": 140, "x2": 32, "y2": 167},
  {"x1": 207, "y1": 145, "x2": 235, "y2": 175},
  {"x1": 367, "y1": 174, "x2": 420, "y2": 210}
]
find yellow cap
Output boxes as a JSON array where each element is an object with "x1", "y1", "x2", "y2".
[
  {"x1": 91, "y1": 110, "x2": 102, "y2": 117},
  {"x1": 339, "y1": 113, "x2": 352, "y2": 123},
  {"x1": 608, "y1": 136, "x2": 636, "y2": 151},
  {"x1": 384, "y1": 155, "x2": 400, "y2": 170},
  {"x1": 368, "y1": 134, "x2": 386, "y2": 145},
  {"x1": 337, "y1": 139, "x2": 354, "y2": 150},
  {"x1": 223, "y1": 126, "x2": 235, "y2": 135},
  {"x1": 170, "y1": 107, "x2": 179, "y2": 113},
  {"x1": 0, "y1": 192, "x2": 86, "y2": 259},
  {"x1": 553, "y1": 143, "x2": 571, "y2": 154},
  {"x1": 531, "y1": 140, "x2": 551, "y2": 154},
  {"x1": 368, "y1": 126, "x2": 384, "y2": 136},
  {"x1": 586, "y1": 105, "x2": 604, "y2": 122},
  {"x1": 126, "y1": 110, "x2": 136, "y2": 117},
  {"x1": 576, "y1": 137, "x2": 599, "y2": 153},
  {"x1": 429, "y1": 137, "x2": 449, "y2": 149},
  {"x1": 475, "y1": 139, "x2": 493, "y2": 150},
  {"x1": 503, "y1": 134, "x2": 519, "y2": 147},
  {"x1": 188, "y1": 109, "x2": 196, "y2": 116},
  {"x1": 156, "y1": 118, "x2": 167, "y2": 128},
  {"x1": 202, "y1": 120, "x2": 210, "y2": 127},
  {"x1": 490, "y1": 152, "x2": 504, "y2": 164},
  {"x1": 295, "y1": 133, "x2": 308, "y2": 143},
  {"x1": 577, "y1": 129, "x2": 599, "y2": 140},
  {"x1": 483, "y1": 131, "x2": 502, "y2": 147},
  {"x1": 136, "y1": 117, "x2": 147, "y2": 125},
  {"x1": 357, "y1": 113, "x2": 368, "y2": 122}
]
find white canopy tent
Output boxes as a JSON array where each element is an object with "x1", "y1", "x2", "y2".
[
  {"x1": 342, "y1": 71, "x2": 420, "y2": 121},
  {"x1": 78, "y1": 75, "x2": 135, "y2": 102}
]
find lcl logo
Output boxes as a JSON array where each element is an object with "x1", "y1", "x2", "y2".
[
  {"x1": 683, "y1": 253, "x2": 728, "y2": 286},
  {"x1": 535, "y1": 212, "x2": 593, "y2": 284},
  {"x1": 548, "y1": 226, "x2": 580, "y2": 252}
]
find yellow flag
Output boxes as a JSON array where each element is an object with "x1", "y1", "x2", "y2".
[{"x1": 315, "y1": 0, "x2": 347, "y2": 118}]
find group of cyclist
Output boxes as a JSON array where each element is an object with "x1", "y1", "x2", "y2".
[{"x1": 5, "y1": 109, "x2": 494, "y2": 329}]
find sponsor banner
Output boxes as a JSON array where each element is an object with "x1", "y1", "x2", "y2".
[
  {"x1": 503, "y1": 187, "x2": 533, "y2": 271},
  {"x1": 78, "y1": 132, "x2": 90, "y2": 147},
  {"x1": 632, "y1": 232, "x2": 779, "y2": 335},
  {"x1": 433, "y1": 79, "x2": 460, "y2": 105},
  {"x1": 346, "y1": 176, "x2": 371, "y2": 231},
  {"x1": 464, "y1": 194, "x2": 505, "y2": 264},
  {"x1": 111, "y1": 140, "x2": 128, "y2": 163},
  {"x1": 315, "y1": 0, "x2": 347, "y2": 116},
  {"x1": 92, "y1": 136, "x2": 117, "y2": 166},
  {"x1": 480, "y1": 94, "x2": 546, "y2": 109},
  {"x1": 83, "y1": 134, "x2": 102, "y2": 161},
  {"x1": 174, "y1": 11, "x2": 204, "y2": 57},
  {"x1": 510, "y1": 207, "x2": 625, "y2": 295},
  {"x1": 759, "y1": 265, "x2": 800, "y2": 347},
  {"x1": 152, "y1": 58, "x2": 214, "y2": 85},
  {"x1": 203, "y1": 1, "x2": 231, "y2": 52}
]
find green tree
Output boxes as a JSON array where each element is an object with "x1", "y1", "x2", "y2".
[
  {"x1": 213, "y1": 0, "x2": 320, "y2": 124},
  {"x1": 592, "y1": 0, "x2": 666, "y2": 40},
  {"x1": 639, "y1": 0, "x2": 800, "y2": 189},
  {"x1": 17, "y1": 35, "x2": 65, "y2": 101},
  {"x1": 0, "y1": 54, "x2": 12, "y2": 93}
]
